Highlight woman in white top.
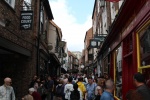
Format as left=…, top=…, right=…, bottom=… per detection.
left=64, top=77, right=74, bottom=100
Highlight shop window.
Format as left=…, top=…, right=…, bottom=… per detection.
left=103, top=57, right=108, bottom=73
left=137, top=24, right=150, bottom=86
left=139, top=25, right=150, bottom=66
left=114, top=45, right=122, bottom=99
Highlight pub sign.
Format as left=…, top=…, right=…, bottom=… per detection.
left=89, top=39, right=100, bottom=48
left=20, top=11, right=33, bottom=30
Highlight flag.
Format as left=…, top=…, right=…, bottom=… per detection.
left=105, top=0, right=120, bottom=2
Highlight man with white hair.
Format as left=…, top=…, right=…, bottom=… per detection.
left=0, top=77, right=16, bottom=100
left=100, top=79, right=114, bottom=100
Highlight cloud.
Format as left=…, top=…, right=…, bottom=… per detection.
left=49, top=0, right=92, bottom=51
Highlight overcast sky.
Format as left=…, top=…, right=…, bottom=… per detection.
left=49, top=0, right=95, bottom=52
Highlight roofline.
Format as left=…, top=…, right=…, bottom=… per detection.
left=50, top=20, right=62, bottom=39
left=92, top=0, right=97, bottom=19
left=43, top=0, right=54, bottom=20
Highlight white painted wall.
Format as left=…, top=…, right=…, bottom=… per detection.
left=47, top=22, right=57, bottom=53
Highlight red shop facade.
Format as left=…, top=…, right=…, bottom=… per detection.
left=97, top=0, right=150, bottom=100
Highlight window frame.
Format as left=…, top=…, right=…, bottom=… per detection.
left=137, top=21, right=150, bottom=72
left=113, top=45, right=123, bottom=100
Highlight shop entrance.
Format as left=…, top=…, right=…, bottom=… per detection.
left=0, top=48, right=28, bottom=84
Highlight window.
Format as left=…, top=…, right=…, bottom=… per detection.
left=138, top=24, right=150, bottom=85
left=100, top=0, right=105, bottom=7
left=103, top=57, right=108, bottom=73
left=5, top=0, right=15, bottom=8
left=40, top=3, right=44, bottom=33
left=139, top=25, right=150, bottom=66
left=114, top=45, right=122, bottom=99
left=23, top=0, right=31, bottom=10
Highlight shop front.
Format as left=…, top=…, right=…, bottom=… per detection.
left=49, top=53, right=61, bottom=77
left=97, top=0, right=150, bottom=100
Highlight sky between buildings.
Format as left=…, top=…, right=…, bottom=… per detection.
left=49, top=0, right=95, bottom=52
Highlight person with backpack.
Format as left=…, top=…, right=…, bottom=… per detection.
left=64, top=77, right=74, bottom=100
left=55, top=79, right=64, bottom=100
left=70, top=83, right=82, bottom=100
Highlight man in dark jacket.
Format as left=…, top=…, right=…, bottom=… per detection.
left=133, top=72, right=150, bottom=100
left=46, top=76, right=54, bottom=100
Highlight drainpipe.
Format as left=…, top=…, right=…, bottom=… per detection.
left=36, top=0, right=42, bottom=76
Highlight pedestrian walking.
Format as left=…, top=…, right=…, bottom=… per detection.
left=100, top=79, right=114, bottom=100
left=94, top=80, right=103, bottom=100
left=0, top=77, right=16, bottom=100
left=46, top=76, right=54, bottom=100
left=85, top=77, right=97, bottom=100
left=133, top=72, right=150, bottom=100
left=70, top=83, right=82, bottom=100
left=29, top=75, right=37, bottom=88
left=64, top=77, right=73, bottom=100
left=29, top=88, right=42, bottom=100
left=77, top=77, right=86, bottom=100
left=22, top=88, right=34, bottom=100
left=55, top=79, right=64, bottom=100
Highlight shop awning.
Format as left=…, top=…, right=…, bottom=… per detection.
left=49, top=53, right=61, bottom=66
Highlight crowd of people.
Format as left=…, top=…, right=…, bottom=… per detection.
left=0, top=72, right=150, bottom=100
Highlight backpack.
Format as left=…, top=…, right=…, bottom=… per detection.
left=56, top=85, right=63, bottom=97
left=70, top=90, right=80, bottom=100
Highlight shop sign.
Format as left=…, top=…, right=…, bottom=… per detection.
left=94, top=34, right=107, bottom=42
left=90, top=39, right=100, bottom=48
left=20, top=11, right=33, bottom=30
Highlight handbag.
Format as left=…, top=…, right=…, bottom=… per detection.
left=93, top=95, right=100, bottom=100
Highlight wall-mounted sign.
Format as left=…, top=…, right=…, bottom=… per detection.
left=89, top=39, right=100, bottom=48
left=94, top=34, right=107, bottom=42
left=58, top=41, right=66, bottom=47
left=20, top=11, right=33, bottom=30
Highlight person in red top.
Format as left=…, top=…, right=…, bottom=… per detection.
left=29, top=88, right=42, bottom=100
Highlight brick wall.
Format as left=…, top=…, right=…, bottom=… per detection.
left=0, top=0, right=39, bottom=99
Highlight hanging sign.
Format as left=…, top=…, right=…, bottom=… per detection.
left=20, top=11, right=33, bottom=30
left=90, top=39, right=100, bottom=48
